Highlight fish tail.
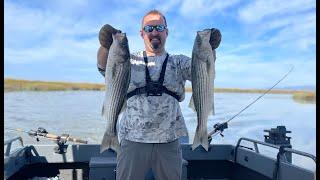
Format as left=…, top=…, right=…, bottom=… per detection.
left=192, top=127, right=209, bottom=151
left=100, top=132, right=120, bottom=153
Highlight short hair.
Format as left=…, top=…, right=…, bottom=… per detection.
left=141, top=9, right=167, bottom=28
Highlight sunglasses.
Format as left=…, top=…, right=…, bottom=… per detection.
left=143, top=25, right=166, bottom=33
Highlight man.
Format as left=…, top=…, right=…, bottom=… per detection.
left=97, top=10, right=221, bottom=180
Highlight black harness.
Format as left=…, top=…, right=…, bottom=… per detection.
left=127, top=51, right=180, bottom=101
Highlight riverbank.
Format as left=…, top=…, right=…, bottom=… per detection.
left=4, top=78, right=316, bottom=103
left=4, top=78, right=104, bottom=91
left=292, top=91, right=316, bottom=104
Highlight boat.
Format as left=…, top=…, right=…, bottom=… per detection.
left=4, top=126, right=316, bottom=180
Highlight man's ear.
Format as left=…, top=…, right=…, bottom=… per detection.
left=166, top=29, right=169, bottom=36
left=140, top=30, right=144, bottom=38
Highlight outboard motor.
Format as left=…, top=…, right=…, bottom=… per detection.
left=264, top=126, right=292, bottom=163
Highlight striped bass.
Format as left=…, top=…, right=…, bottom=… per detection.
left=190, top=29, right=216, bottom=151
left=100, top=33, right=131, bottom=153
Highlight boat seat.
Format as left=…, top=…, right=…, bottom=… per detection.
left=89, top=157, right=117, bottom=179
left=89, top=156, right=188, bottom=180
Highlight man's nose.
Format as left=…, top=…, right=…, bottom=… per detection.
left=151, top=29, right=159, bottom=35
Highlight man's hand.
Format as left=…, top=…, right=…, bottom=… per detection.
left=209, top=28, right=221, bottom=50
left=99, top=24, right=122, bottom=49
left=97, top=24, right=121, bottom=77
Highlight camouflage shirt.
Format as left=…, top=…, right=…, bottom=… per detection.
left=99, top=51, right=192, bottom=143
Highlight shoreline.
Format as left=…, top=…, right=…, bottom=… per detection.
left=4, top=78, right=316, bottom=103
left=4, top=78, right=314, bottom=93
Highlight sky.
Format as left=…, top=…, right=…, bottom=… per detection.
left=4, top=0, right=316, bottom=89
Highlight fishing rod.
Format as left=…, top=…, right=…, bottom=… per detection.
left=5, top=127, right=88, bottom=145
left=208, top=66, right=294, bottom=143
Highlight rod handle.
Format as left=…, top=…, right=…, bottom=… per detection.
left=67, top=137, right=88, bottom=144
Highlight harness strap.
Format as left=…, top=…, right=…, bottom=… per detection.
left=127, top=51, right=180, bottom=101
left=143, top=51, right=152, bottom=83
left=158, top=53, right=168, bottom=84
left=127, top=86, right=180, bottom=101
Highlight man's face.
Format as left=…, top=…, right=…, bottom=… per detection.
left=140, top=14, right=168, bottom=54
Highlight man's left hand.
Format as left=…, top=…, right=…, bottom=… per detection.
left=99, top=24, right=122, bottom=49
left=209, top=28, right=221, bottom=50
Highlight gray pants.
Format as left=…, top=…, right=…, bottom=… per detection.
left=116, top=139, right=182, bottom=180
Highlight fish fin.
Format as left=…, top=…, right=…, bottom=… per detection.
left=100, top=132, right=120, bottom=154
left=188, top=94, right=196, bottom=112
left=192, top=128, right=209, bottom=151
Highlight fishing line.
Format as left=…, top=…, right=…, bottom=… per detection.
left=208, top=65, right=294, bottom=139
left=226, top=66, right=294, bottom=124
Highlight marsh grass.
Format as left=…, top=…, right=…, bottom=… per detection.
left=4, top=78, right=105, bottom=91
left=4, top=78, right=316, bottom=104
left=292, top=91, right=316, bottom=104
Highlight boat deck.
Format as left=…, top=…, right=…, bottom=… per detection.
left=4, top=136, right=316, bottom=180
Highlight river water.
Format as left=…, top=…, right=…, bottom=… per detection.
left=4, top=91, right=316, bottom=170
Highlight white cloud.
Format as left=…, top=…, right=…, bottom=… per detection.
left=179, top=0, right=241, bottom=18
left=157, top=0, right=182, bottom=13
left=4, top=1, right=99, bottom=46
left=4, top=37, right=99, bottom=64
left=4, top=0, right=176, bottom=64
left=214, top=50, right=316, bottom=88
left=233, top=1, right=316, bottom=53
left=4, top=1, right=316, bottom=88
left=4, top=2, right=56, bottom=45
left=265, top=15, right=316, bottom=50
left=238, top=0, right=315, bottom=23
left=257, top=12, right=315, bottom=34
left=4, top=1, right=102, bottom=65
left=4, top=47, right=58, bottom=63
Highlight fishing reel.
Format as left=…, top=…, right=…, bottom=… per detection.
left=207, top=66, right=294, bottom=144
left=6, top=126, right=87, bottom=153
left=208, top=122, right=228, bottom=144
left=213, top=122, right=228, bottom=137
left=54, top=134, right=70, bottom=154
left=26, top=127, right=87, bottom=154
left=27, top=127, right=48, bottom=142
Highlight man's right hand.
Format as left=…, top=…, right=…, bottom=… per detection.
left=97, top=24, right=121, bottom=77
left=99, top=24, right=122, bottom=49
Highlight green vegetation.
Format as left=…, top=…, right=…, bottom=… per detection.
left=4, top=78, right=316, bottom=104
left=292, top=91, right=316, bottom=104
left=4, top=78, right=105, bottom=91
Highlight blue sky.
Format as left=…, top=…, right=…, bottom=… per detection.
left=4, top=0, right=316, bottom=89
